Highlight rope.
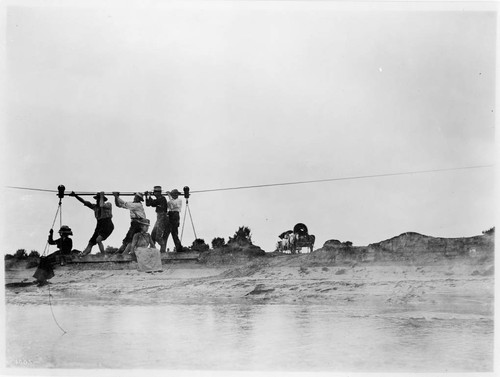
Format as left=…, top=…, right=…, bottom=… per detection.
left=59, top=200, right=63, bottom=229
left=43, top=202, right=62, bottom=256
left=40, top=200, right=67, bottom=334
left=47, top=284, right=67, bottom=334
left=187, top=204, right=197, bottom=240
left=180, top=203, right=188, bottom=242
left=180, top=201, right=197, bottom=242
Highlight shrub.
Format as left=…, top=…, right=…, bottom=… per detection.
left=191, top=238, right=209, bottom=252
left=482, top=227, right=495, bottom=235
left=228, top=226, right=252, bottom=245
left=105, top=245, right=119, bottom=254
left=14, top=249, right=27, bottom=259
left=28, top=250, right=40, bottom=258
left=211, top=237, right=226, bottom=249
left=4, top=254, right=14, bottom=260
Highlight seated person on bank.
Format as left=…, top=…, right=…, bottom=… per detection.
left=33, top=225, right=73, bottom=286
left=130, top=218, right=162, bottom=273
left=130, top=219, right=155, bottom=254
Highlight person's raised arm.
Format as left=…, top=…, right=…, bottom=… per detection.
left=47, top=229, right=56, bottom=245
left=69, top=191, right=84, bottom=204
left=145, top=192, right=157, bottom=207
left=69, top=191, right=92, bottom=208
left=113, top=192, right=121, bottom=207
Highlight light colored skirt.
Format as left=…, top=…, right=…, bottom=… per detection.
left=135, top=247, right=163, bottom=272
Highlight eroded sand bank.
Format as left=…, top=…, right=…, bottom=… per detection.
left=5, top=257, right=494, bottom=320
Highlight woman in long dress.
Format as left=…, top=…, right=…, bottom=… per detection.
left=130, top=219, right=162, bottom=272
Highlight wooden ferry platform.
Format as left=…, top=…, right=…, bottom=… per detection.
left=66, top=251, right=201, bottom=264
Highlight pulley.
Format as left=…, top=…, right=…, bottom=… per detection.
left=57, top=185, right=65, bottom=199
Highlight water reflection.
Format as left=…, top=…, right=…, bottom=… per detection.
left=6, top=304, right=493, bottom=371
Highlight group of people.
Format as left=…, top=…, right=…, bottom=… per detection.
left=70, top=185, right=184, bottom=256
left=33, top=185, right=184, bottom=285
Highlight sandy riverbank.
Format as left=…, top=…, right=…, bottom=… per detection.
left=4, top=255, right=494, bottom=320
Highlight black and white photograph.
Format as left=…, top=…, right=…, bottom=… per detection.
left=1, top=0, right=496, bottom=375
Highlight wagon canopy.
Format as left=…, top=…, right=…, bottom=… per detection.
left=293, top=223, right=309, bottom=236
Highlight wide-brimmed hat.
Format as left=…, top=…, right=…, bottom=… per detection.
left=134, top=192, right=144, bottom=201
left=59, top=225, right=73, bottom=235
left=170, top=189, right=180, bottom=198
left=153, top=186, right=162, bottom=193
left=93, top=192, right=108, bottom=201
left=137, top=218, right=150, bottom=226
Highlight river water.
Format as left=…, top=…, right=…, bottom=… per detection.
left=5, top=303, right=493, bottom=372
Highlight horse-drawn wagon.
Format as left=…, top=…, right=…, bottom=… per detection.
left=276, top=223, right=315, bottom=254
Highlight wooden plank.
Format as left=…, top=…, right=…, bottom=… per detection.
left=163, top=252, right=200, bottom=261
left=67, top=252, right=201, bottom=264
left=68, top=259, right=132, bottom=264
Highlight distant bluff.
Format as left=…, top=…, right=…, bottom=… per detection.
left=368, top=231, right=494, bottom=260
left=318, top=230, right=494, bottom=262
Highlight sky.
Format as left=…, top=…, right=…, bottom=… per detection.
left=0, top=1, right=497, bottom=255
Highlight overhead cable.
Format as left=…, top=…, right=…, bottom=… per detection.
left=189, top=164, right=494, bottom=194
left=5, top=164, right=493, bottom=196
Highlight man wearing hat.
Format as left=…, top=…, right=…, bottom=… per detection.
left=165, top=188, right=184, bottom=253
left=113, top=192, right=147, bottom=254
left=145, top=186, right=168, bottom=253
left=33, top=225, right=74, bottom=285
left=48, top=225, right=73, bottom=258
left=69, top=191, right=114, bottom=256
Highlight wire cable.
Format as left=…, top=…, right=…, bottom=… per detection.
left=189, top=164, right=494, bottom=194
left=5, top=164, right=494, bottom=195
left=6, top=186, right=57, bottom=193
